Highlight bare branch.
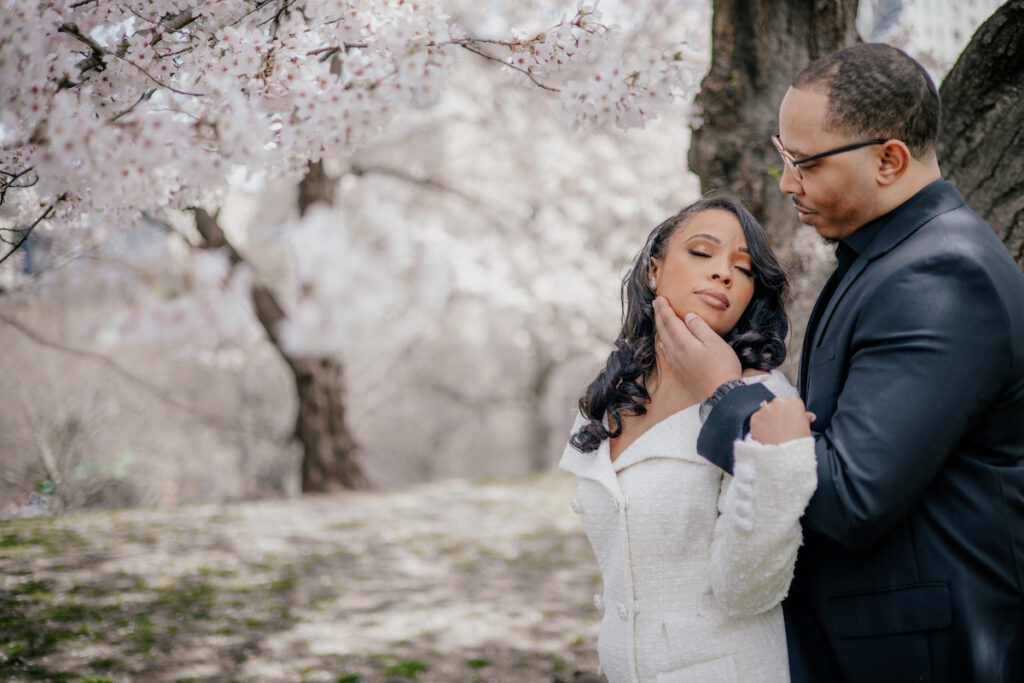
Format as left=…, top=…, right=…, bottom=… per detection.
left=229, top=0, right=279, bottom=28
left=0, top=198, right=63, bottom=267
left=306, top=39, right=559, bottom=93
left=349, top=164, right=485, bottom=209
left=0, top=166, right=39, bottom=206
left=0, top=312, right=279, bottom=439
left=57, top=21, right=204, bottom=96
left=117, top=54, right=205, bottom=97
left=119, top=4, right=197, bottom=37
left=457, top=42, right=559, bottom=92
left=109, top=88, right=158, bottom=123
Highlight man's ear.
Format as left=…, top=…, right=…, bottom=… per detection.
left=876, top=139, right=911, bottom=186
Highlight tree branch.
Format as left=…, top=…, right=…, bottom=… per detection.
left=0, top=166, right=39, bottom=207
left=57, top=21, right=204, bottom=96
left=0, top=198, right=63, bottom=267
left=0, top=312, right=279, bottom=439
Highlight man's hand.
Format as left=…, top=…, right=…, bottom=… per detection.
left=750, top=397, right=815, bottom=445
left=653, top=296, right=741, bottom=399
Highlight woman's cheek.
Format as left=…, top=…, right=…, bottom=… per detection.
left=661, top=293, right=694, bottom=321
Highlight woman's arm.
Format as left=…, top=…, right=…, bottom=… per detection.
left=708, top=435, right=817, bottom=616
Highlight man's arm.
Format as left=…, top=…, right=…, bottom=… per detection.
left=799, top=254, right=1010, bottom=548
left=697, top=383, right=775, bottom=474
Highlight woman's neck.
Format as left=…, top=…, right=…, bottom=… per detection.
left=646, top=353, right=699, bottom=411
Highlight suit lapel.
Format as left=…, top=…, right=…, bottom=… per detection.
left=800, top=180, right=967, bottom=386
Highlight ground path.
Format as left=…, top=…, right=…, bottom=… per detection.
left=0, top=472, right=604, bottom=682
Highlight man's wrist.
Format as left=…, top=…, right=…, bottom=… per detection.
left=699, top=379, right=744, bottom=424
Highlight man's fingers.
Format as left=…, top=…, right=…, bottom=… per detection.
left=682, top=311, right=719, bottom=344
left=653, top=297, right=698, bottom=351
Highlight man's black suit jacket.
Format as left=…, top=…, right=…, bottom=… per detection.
left=698, top=180, right=1024, bottom=682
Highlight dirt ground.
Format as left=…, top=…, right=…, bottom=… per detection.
left=0, top=472, right=606, bottom=682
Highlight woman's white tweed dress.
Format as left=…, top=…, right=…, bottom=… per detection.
left=559, top=370, right=816, bottom=683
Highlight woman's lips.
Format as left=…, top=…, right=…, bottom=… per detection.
left=696, top=289, right=729, bottom=310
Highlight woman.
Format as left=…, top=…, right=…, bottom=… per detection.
left=559, top=197, right=816, bottom=683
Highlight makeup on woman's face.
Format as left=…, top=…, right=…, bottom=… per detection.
left=649, top=210, right=755, bottom=335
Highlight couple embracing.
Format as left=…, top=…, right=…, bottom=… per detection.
left=560, top=44, right=1024, bottom=683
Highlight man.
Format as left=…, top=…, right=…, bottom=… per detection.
left=654, top=43, right=1024, bottom=682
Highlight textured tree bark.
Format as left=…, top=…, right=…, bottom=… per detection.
left=192, top=160, right=368, bottom=492
left=690, top=0, right=860, bottom=245
left=291, top=161, right=368, bottom=491
left=937, top=0, right=1024, bottom=269
left=688, top=0, right=861, bottom=376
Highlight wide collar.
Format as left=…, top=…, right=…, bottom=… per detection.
left=559, top=407, right=705, bottom=500
left=806, top=179, right=965, bottom=352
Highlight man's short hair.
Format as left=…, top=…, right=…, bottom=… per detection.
left=792, top=43, right=939, bottom=159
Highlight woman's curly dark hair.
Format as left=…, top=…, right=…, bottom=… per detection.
left=569, top=196, right=789, bottom=453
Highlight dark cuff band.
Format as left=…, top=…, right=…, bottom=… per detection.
left=695, top=383, right=776, bottom=475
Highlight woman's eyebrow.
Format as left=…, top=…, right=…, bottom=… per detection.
left=685, top=233, right=750, bottom=254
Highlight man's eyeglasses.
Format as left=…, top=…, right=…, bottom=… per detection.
left=771, top=134, right=886, bottom=182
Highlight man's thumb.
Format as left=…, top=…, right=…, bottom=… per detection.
left=683, top=312, right=716, bottom=341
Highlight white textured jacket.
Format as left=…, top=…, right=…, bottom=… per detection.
left=559, top=370, right=816, bottom=683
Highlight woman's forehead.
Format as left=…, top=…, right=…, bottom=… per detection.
left=672, top=210, right=747, bottom=247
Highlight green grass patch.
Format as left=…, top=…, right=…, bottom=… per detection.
left=0, top=526, right=88, bottom=554
left=382, top=659, right=428, bottom=678
left=43, top=602, right=120, bottom=623
left=149, top=579, right=216, bottom=620
left=126, top=614, right=157, bottom=655
left=268, top=576, right=297, bottom=593
left=466, top=657, right=490, bottom=668
left=90, top=657, right=128, bottom=671
left=10, top=579, right=55, bottom=596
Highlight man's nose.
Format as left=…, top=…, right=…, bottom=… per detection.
left=779, top=162, right=802, bottom=194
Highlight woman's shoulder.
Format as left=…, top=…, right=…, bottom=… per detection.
left=741, top=368, right=797, bottom=398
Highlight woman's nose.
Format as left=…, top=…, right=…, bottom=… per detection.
left=711, top=271, right=732, bottom=287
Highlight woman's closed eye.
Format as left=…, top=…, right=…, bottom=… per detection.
left=689, top=249, right=753, bottom=277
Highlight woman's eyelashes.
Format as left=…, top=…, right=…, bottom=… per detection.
left=687, top=249, right=754, bottom=277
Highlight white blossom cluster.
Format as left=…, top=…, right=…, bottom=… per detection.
left=1, top=1, right=699, bottom=226
left=1, top=0, right=704, bottom=355
left=503, top=5, right=706, bottom=130
left=1, top=0, right=459, bottom=227
left=98, top=248, right=257, bottom=350
left=278, top=202, right=450, bottom=358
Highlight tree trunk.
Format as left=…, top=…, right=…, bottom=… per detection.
left=688, top=0, right=860, bottom=374
left=937, top=0, right=1024, bottom=269
left=528, top=356, right=556, bottom=471
left=291, top=161, right=367, bottom=491
left=192, top=161, right=368, bottom=492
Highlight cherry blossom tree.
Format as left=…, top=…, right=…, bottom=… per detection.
left=1, top=0, right=710, bottom=493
